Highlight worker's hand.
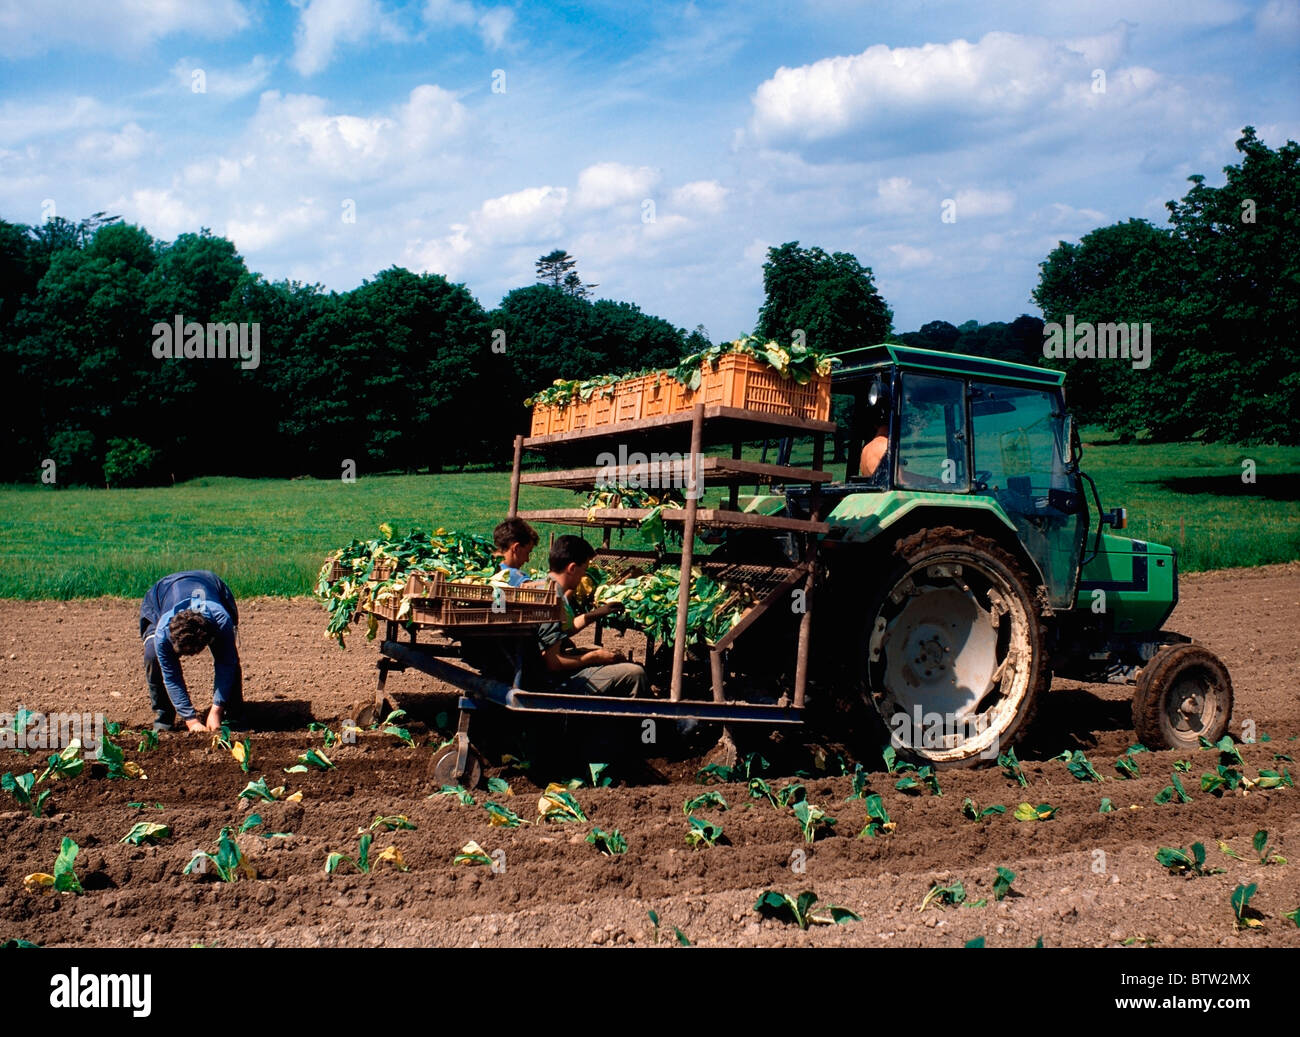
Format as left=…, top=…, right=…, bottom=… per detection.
left=205, top=706, right=224, bottom=731
left=184, top=718, right=208, bottom=733
left=594, top=602, right=624, bottom=618
left=585, top=648, right=624, bottom=666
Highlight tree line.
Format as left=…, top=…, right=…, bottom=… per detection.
left=1, top=126, right=1293, bottom=485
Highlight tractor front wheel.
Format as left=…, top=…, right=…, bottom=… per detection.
left=1132, top=643, right=1233, bottom=751
left=861, top=526, right=1049, bottom=769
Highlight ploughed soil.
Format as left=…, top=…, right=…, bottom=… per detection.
left=1, top=564, right=1298, bottom=948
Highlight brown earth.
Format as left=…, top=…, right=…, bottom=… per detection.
left=1, top=564, right=1298, bottom=948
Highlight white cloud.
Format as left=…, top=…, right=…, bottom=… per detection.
left=227, top=202, right=323, bottom=252
left=246, top=85, right=468, bottom=179
left=887, top=243, right=936, bottom=270
left=75, top=122, right=150, bottom=163
left=0, top=96, right=130, bottom=144
left=290, top=0, right=405, bottom=76
left=473, top=185, right=569, bottom=244
left=0, top=0, right=251, bottom=58
left=875, top=176, right=928, bottom=215
left=111, top=188, right=199, bottom=240
left=953, top=188, right=1015, bottom=217
left=169, top=56, right=274, bottom=99
left=669, top=179, right=728, bottom=212
left=423, top=0, right=514, bottom=50
left=575, top=162, right=661, bottom=209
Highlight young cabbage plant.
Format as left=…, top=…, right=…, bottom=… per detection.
left=993, top=867, right=1016, bottom=902
left=368, top=814, right=417, bottom=832
left=432, top=784, right=476, bottom=806
left=2, top=772, right=50, bottom=817
left=325, top=833, right=409, bottom=874
left=485, top=801, right=525, bottom=828
left=685, top=815, right=723, bottom=848
left=536, top=784, right=587, bottom=823
left=792, top=799, right=836, bottom=845
left=919, top=881, right=967, bottom=911
left=683, top=791, right=728, bottom=815
left=185, top=829, right=256, bottom=882
left=36, top=740, right=84, bottom=783
left=1013, top=803, right=1057, bottom=822
left=858, top=794, right=895, bottom=838
left=453, top=840, right=492, bottom=866
left=1055, top=749, right=1101, bottom=783
left=1231, top=883, right=1262, bottom=930
left=754, top=890, right=860, bottom=930
left=585, top=827, right=627, bottom=855
left=961, top=797, right=1006, bottom=821
left=121, top=822, right=171, bottom=846
left=1155, top=843, right=1224, bottom=877
left=23, top=837, right=83, bottom=895
left=998, top=748, right=1030, bottom=787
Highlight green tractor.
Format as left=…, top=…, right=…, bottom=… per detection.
left=750, top=344, right=1234, bottom=768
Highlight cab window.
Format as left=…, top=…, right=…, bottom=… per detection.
left=895, top=373, right=968, bottom=492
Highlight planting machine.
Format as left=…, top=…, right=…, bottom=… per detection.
left=358, top=345, right=1233, bottom=784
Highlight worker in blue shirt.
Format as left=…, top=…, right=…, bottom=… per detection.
left=140, top=571, right=244, bottom=732
left=493, top=517, right=543, bottom=587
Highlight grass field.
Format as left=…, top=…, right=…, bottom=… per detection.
left=0, top=436, right=1295, bottom=599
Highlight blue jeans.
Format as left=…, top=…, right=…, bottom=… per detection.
left=143, top=626, right=243, bottom=726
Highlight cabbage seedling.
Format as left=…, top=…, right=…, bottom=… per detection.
left=755, top=890, right=860, bottom=929
left=792, top=799, right=836, bottom=844
left=239, top=778, right=279, bottom=802
left=186, top=828, right=256, bottom=882
left=285, top=748, right=334, bottom=772
left=2, top=772, right=50, bottom=817
left=1284, top=907, right=1298, bottom=928
left=485, top=801, right=524, bottom=827
left=586, top=827, right=627, bottom=855
left=859, top=794, right=894, bottom=838
left=121, top=822, right=171, bottom=846
left=685, top=816, right=723, bottom=848
left=433, top=784, right=475, bottom=805
left=1099, top=798, right=1114, bottom=813
left=486, top=777, right=512, bottom=796
left=588, top=763, right=612, bottom=788
left=748, top=776, right=779, bottom=807
left=36, top=740, right=84, bottom=783
left=993, top=867, right=1016, bottom=901
left=1251, top=830, right=1286, bottom=865
left=1154, top=772, right=1193, bottom=804
left=1231, top=883, right=1262, bottom=930
left=453, top=841, right=492, bottom=866
left=1200, top=764, right=1244, bottom=796
left=135, top=729, right=159, bottom=753
left=919, top=881, right=966, bottom=911
left=961, top=798, right=1006, bottom=820
left=683, top=791, right=728, bottom=815
left=23, top=837, right=83, bottom=895
left=95, top=736, right=145, bottom=780
left=536, top=784, right=586, bottom=823
left=846, top=763, right=869, bottom=801
left=369, top=814, right=417, bottom=832
left=1246, top=768, right=1294, bottom=790
left=325, top=833, right=408, bottom=874
left=1114, top=754, right=1140, bottom=779
left=998, top=748, right=1030, bottom=787
left=1055, top=750, right=1101, bottom=783
left=231, top=738, right=252, bottom=773
left=1155, top=843, right=1222, bottom=877
left=1013, top=803, right=1057, bottom=821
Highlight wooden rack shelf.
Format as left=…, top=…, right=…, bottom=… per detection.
left=519, top=507, right=827, bottom=535
left=508, top=400, right=826, bottom=708
left=519, top=456, right=831, bottom=490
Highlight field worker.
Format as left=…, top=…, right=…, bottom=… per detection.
left=536, top=535, right=647, bottom=697
left=859, top=403, right=890, bottom=478
left=140, top=570, right=244, bottom=733
left=492, top=517, right=542, bottom=587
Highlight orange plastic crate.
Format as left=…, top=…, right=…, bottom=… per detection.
left=677, top=353, right=830, bottom=420
left=641, top=374, right=673, bottom=418
left=612, top=375, right=646, bottom=423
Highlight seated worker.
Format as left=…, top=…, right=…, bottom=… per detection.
left=493, top=517, right=542, bottom=587
left=535, top=535, right=648, bottom=697
left=859, top=404, right=890, bottom=478
left=140, top=570, right=243, bottom=732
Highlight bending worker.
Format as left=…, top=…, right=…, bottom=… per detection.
left=140, top=570, right=244, bottom=732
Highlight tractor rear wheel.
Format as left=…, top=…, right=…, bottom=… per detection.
left=1132, top=643, right=1233, bottom=751
left=861, top=526, right=1049, bottom=769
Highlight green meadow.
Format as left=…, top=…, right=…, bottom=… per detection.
left=0, top=435, right=1295, bottom=599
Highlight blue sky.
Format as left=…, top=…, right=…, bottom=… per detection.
left=1, top=0, right=1296, bottom=337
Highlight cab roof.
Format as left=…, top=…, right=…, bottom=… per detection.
left=831, top=343, right=1066, bottom=389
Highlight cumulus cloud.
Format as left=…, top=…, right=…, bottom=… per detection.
left=669, top=179, right=728, bottom=212
left=952, top=188, right=1016, bottom=218
left=575, top=162, right=661, bottom=209
left=423, top=0, right=515, bottom=50
left=0, top=0, right=250, bottom=58
left=290, top=0, right=405, bottom=76
left=110, top=187, right=199, bottom=240
left=746, top=27, right=1185, bottom=157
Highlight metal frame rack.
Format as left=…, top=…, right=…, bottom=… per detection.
left=363, top=402, right=833, bottom=784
